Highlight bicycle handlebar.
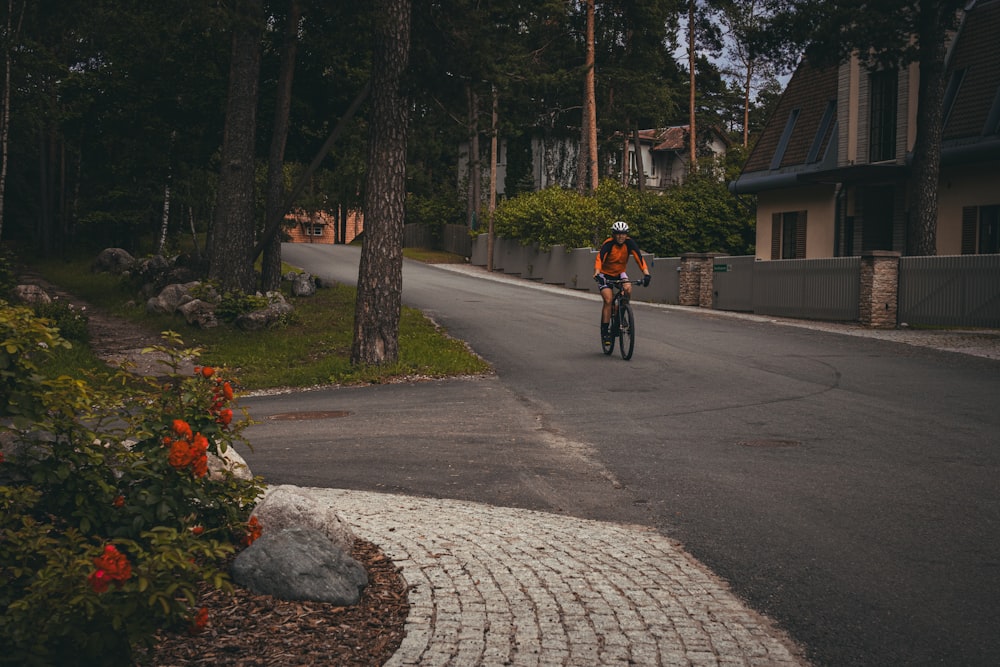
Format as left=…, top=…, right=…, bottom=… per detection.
left=595, top=276, right=647, bottom=287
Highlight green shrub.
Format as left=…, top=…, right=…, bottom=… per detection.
left=215, top=291, right=270, bottom=322
left=0, top=301, right=73, bottom=420
left=493, top=186, right=608, bottom=250
left=0, top=327, right=265, bottom=665
left=492, top=178, right=754, bottom=257
left=31, top=299, right=90, bottom=342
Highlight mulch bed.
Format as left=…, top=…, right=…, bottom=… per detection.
left=144, top=539, right=409, bottom=666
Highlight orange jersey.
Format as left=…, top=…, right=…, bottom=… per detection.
left=595, top=237, right=648, bottom=276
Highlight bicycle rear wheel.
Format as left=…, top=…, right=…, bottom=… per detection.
left=601, top=314, right=615, bottom=355
left=618, top=304, right=634, bottom=360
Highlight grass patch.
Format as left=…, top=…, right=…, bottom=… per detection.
left=27, top=255, right=491, bottom=391
left=402, top=248, right=467, bottom=264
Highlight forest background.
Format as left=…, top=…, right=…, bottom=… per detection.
left=0, top=0, right=785, bottom=275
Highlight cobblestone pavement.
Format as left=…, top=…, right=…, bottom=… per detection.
left=303, top=488, right=808, bottom=667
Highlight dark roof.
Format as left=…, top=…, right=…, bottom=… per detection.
left=741, top=63, right=838, bottom=174
left=733, top=0, right=1000, bottom=194
left=942, top=0, right=1000, bottom=142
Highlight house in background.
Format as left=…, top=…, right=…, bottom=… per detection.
left=730, top=0, right=1000, bottom=260
left=458, top=125, right=729, bottom=198
left=622, top=125, right=731, bottom=189
left=284, top=209, right=363, bottom=245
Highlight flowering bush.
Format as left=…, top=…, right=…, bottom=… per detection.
left=0, top=325, right=265, bottom=665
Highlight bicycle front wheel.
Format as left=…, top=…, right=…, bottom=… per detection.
left=601, top=314, right=615, bottom=355
left=618, top=304, right=635, bottom=360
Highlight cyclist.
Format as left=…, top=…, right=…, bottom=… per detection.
left=594, top=220, right=651, bottom=345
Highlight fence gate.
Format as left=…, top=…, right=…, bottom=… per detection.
left=899, top=254, right=1000, bottom=328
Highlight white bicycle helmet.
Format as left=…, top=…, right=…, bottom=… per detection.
left=611, top=220, right=629, bottom=233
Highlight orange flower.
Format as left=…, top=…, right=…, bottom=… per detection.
left=113, top=495, right=125, bottom=508
left=242, top=516, right=263, bottom=547
left=168, top=439, right=192, bottom=468
left=201, top=366, right=215, bottom=378
left=221, top=381, right=234, bottom=401
left=189, top=607, right=209, bottom=635
left=217, top=408, right=233, bottom=426
left=171, top=419, right=192, bottom=439
left=90, top=544, right=132, bottom=593
left=192, top=454, right=208, bottom=478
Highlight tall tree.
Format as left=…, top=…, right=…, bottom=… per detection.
left=351, top=0, right=411, bottom=366
left=714, top=0, right=778, bottom=147
left=261, top=0, right=301, bottom=293
left=209, top=0, right=264, bottom=294
left=0, top=0, right=24, bottom=242
left=578, top=0, right=598, bottom=192
left=760, top=0, right=967, bottom=256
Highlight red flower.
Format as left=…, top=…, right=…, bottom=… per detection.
left=221, top=381, right=234, bottom=401
left=241, top=516, right=263, bottom=547
left=90, top=544, right=132, bottom=593
left=88, top=569, right=110, bottom=594
left=189, top=607, right=209, bottom=635
left=217, top=408, right=233, bottom=426
left=0, top=452, right=5, bottom=464
left=168, top=439, right=193, bottom=468
left=113, top=495, right=125, bottom=508
left=201, top=366, right=215, bottom=379
left=171, top=419, right=192, bottom=439
left=191, top=525, right=205, bottom=536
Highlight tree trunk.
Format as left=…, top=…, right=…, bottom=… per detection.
left=262, top=0, right=301, bottom=292
left=209, top=0, right=263, bottom=294
left=632, top=128, right=646, bottom=192
left=743, top=60, right=752, bottom=148
left=351, top=0, right=411, bottom=366
left=906, top=3, right=947, bottom=256
left=466, top=84, right=480, bottom=230
left=578, top=0, right=597, bottom=193
left=487, top=86, right=497, bottom=272
left=688, top=0, right=697, bottom=173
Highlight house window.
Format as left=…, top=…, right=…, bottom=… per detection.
left=963, top=205, right=1000, bottom=254
left=941, top=68, right=965, bottom=128
left=304, top=224, right=324, bottom=236
left=770, top=211, right=807, bottom=259
left=769, top=109, right=800, bottom=170
left=869, top=69, right=898, bottom=162
left=807, top=100, right=837, bottom=163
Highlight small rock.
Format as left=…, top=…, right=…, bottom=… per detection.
left=12, top=284, right=51, bottom=305
left=231, top=527, right=368, bottom=604
left=253, top=485, right=356, bottom=552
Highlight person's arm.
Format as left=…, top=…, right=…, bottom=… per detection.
left=594, top=241, right=607, bottom=277
left=626, top=240, right=651, bottom=285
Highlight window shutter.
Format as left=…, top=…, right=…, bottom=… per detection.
left=961, top=206, right=978, bottom=254
left=771, top=213, right=781, bottom=259
left=795, top=211, right=808, bottom=258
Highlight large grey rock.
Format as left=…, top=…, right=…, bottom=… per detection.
left=208, top=445, right=253, bottom=481
left=231, top=527, right=368, bottom=604
left=93, top=248, right=135, bottom=274
left=253, top=485, right=355, bottom=552
left=145, top=281, right=200, bottom=314
left=235, top=294, right=294, bottom=331
left=12, top=284, right=51, bottom=305
left=291, top=273, right=316, bottom=297
left=177, top=298, right=218, bottom=328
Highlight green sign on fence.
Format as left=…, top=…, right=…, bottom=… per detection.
left=713, top=264, right=731, bottom=273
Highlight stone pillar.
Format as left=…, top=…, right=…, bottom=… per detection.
left=859, top=251, right=900, bottom=328
left=679, top=253, right=715, bottom=307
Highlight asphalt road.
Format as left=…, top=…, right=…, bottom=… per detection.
left=238, top=243, right=1000, bottom=667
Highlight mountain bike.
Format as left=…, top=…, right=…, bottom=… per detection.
left=599, top=278, right=642, bottom=360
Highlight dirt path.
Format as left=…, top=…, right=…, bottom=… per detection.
left=17, top=271, right=173, bottom=376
